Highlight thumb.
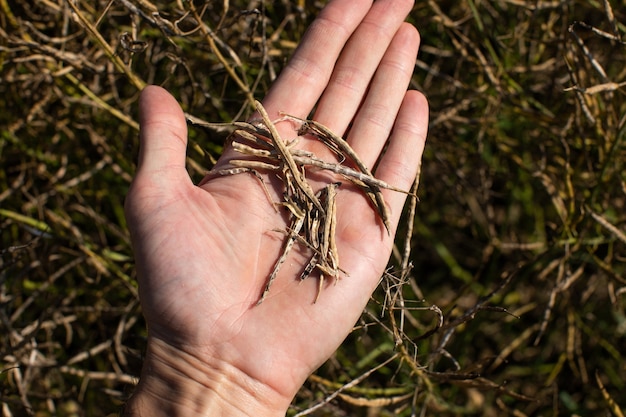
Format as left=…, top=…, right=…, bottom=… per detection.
left=135, top=85, right=190, bottom=185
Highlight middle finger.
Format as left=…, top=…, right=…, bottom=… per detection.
left=312, top=0, right=415, bottom=134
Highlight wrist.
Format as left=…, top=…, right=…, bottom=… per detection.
left=122, top=337, right=289, bottom=417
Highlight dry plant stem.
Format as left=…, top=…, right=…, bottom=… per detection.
left=258, top=207, right=306, bottom=304
left=231, top=129, right=276, bottom=151
left=595, top=370, right=626, bottom=417
left=210, top=166, right=277, bottom=210
left=328, top=191, right=339, bottom=274
left=186, top=1, right=255, bottom=107
left=254, top=101, right=324, bottom=212
left=64, top=72, right=139, bottom=131
left=66, top=0, right=145, bottom=90
left=325, top=183, right=340, bottom=274
left=300, top=252, right=320, bottom=281
left=315, top=183, right=339, bottom=303
left=307, top=201, right=321, bottom=249
left=231, top=140, right=274, bottom=158
left=394, top=174, right=421, bottom=336
left=229, top=159, right=279, bottom=172
left=186, top=114, right=273, bottom=141
left=294, top=354, right=400, bottom=417
left=320, top=185, right=334, bottom=264
left=291, top=154, right=411, bottom=194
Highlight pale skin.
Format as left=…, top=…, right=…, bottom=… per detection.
left=122, top=0, right=429, bottom=415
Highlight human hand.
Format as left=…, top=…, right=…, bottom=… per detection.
left=123, top=0, right=428, bottom=415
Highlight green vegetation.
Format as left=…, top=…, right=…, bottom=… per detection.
left=1, top=0, right=625, bottom=415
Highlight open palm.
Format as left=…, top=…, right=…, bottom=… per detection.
left=124, top=0, right=428, bottom=413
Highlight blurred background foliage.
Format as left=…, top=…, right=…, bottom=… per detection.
left=1, top=0, right=625, bottom=416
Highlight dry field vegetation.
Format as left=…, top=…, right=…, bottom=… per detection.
left=1, top=0, right=625, bottom=416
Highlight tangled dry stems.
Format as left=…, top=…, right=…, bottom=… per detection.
left=1, top=0, right=626, bottom=416
left=201, top=100, right=418, bottom=304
